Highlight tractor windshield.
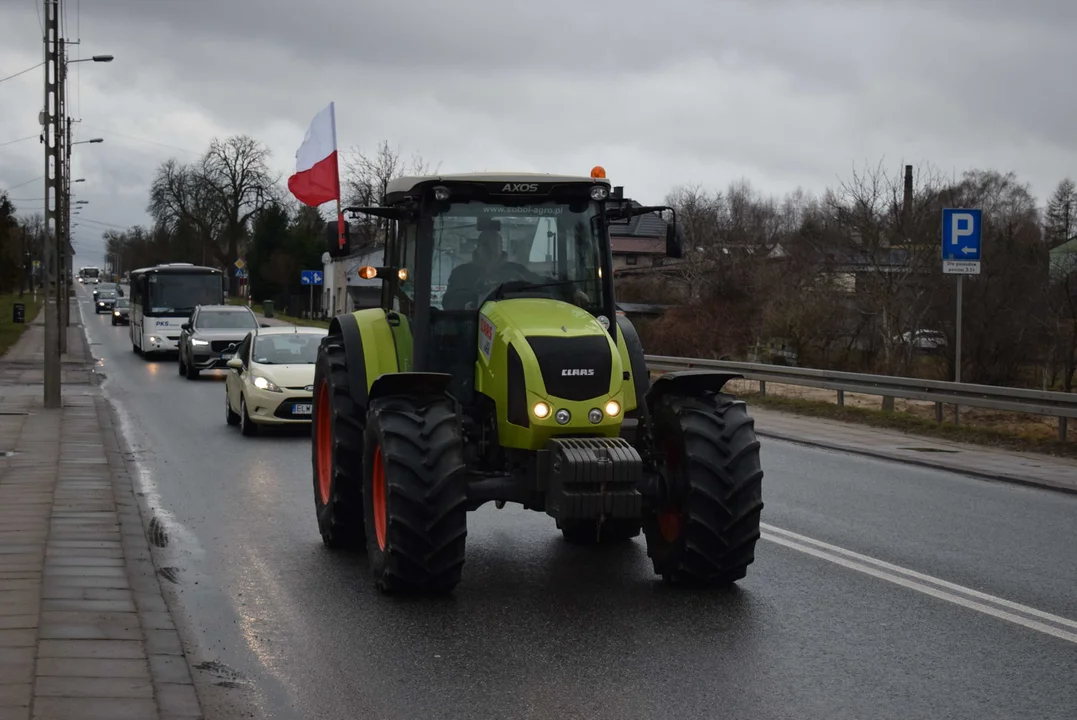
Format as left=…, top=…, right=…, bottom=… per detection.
left=426, top=201, right=604, bottom=313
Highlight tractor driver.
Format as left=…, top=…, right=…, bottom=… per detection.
left=443, top=229, right=541, bottom=310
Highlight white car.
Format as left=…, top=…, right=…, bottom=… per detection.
left=224, top=325, right=328, bottom=435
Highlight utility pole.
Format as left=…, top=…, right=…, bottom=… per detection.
left=57, top=38, right=70, bottom=351
left=42, top=0, right=63, bottom=408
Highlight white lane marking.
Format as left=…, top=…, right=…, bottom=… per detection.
left=760, top=523, right=1077, bottom=645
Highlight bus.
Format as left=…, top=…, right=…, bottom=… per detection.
left=128, top=263, right=225, bottom=356
left=78, top=267, right=101, bottom=284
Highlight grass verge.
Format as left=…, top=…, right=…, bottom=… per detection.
left=0, top=293, right=43, bottom=358
left=738, top=391, right=1077, bottom=460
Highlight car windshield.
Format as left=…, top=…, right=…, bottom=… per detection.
left=196, top=311, right=258, bottom=330
left=115, top=299, right=129, bottom=308
left=251, top=334, right=323, bottom=364
left=417, top=200, right=603, bottom=312
left=148, top=273, right=222, bottom=313
left=98, top=291, right=116, bottom=299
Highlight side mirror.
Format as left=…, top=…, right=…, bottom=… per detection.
left=181, top=323, right=191, bottom=331
left=665, top=223, right=683, bottom=259
left=226, top=358, right=243, bottom=369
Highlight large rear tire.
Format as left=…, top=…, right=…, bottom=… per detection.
left=363, top=396, right=468, bottom=593
left=311, top=338, right=366, bottom=549
left=643, top=392, right=764, bottom=586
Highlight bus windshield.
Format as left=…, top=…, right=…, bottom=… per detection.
left=147, top=274, right=222, bottom=314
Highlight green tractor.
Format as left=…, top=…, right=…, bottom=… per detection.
left=311, top=168, right=764, bottom=593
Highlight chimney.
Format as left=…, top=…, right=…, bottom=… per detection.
left=902, top=164, right=913, bottom=224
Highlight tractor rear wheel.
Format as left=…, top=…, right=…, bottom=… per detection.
left=363, top=396, right=468, bottom=593
left=311, top=338, right=366, bottom=549
left=643, top=392, right=764, bottom=586
left=559, top=519, right=641, bottom=545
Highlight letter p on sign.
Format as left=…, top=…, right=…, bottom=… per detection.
left=951, top=212, right=974, bottom=245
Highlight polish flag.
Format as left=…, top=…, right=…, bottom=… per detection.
left=288, top=102, right=340, bottom=208
left=287, top=102, right=346, bottom=247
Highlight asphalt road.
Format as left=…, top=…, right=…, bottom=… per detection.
left=77, top=286, right=1077, bottom=720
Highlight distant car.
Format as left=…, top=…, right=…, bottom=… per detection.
left=224, top=326, right=327, bottom=436
left=94, top=290, right=118, bottom=314
left=177, top=305, right=262, bottom=379
left=111, top=298, right=130, bottom=326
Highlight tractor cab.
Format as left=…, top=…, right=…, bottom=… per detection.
left=346, top=168, right=681, bottom=411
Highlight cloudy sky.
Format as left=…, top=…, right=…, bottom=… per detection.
left=1, top=0, right=1075, bottom=266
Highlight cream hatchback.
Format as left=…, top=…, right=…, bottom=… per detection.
left=224, top=325, right=328, bottom=435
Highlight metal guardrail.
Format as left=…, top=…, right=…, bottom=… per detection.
left=644, top=355, right=1077, bottom=441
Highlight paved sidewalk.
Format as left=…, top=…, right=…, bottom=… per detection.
left=0, top=307, right=203, bottom=719
left=751, top=406, right=1077, bottom=494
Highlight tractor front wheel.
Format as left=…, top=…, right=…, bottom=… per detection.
left=363, top=396, right=468, bottom=593
left=643, top=392, right=764, bottom=586
left=311, top=338, right=366, bottom=549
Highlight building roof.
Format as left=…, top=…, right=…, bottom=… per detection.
left=1050, top=237, right=1077, bottom=255
left=385, top=172, right=609, bottom=196
left=605, top=199, right=671, bottom=238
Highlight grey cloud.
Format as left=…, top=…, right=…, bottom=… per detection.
left=2, top=0, right=1077, bottom=265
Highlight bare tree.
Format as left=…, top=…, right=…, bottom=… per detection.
left=343, top=140, right=437, bottom=246
left=147, top=136, right=277, bottom=291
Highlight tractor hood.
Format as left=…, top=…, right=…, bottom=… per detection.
left=481, top=298, right=608, bottom=340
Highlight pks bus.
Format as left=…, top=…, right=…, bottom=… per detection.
left=128, top=263, right=225, bottom=356
left=78, top=267, right=101, bottom=284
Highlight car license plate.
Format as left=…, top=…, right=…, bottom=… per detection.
left=293, top=403, right=312, bottom=415
left=220, top=352, right=234, bottom=361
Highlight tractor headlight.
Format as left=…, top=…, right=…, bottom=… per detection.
left=554, top=408, right=571, bottom=425
left=590, top=185, right=609, bottom=200
left=588, top=408, right=603, bottom=424
left=433, top=185, right=451, bottom=201
left=604, top=400, right=621, bottom=417
left=532, top=402, right=550, bottom=419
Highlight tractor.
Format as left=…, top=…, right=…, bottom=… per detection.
left=311, top=167, right=764, bottom=593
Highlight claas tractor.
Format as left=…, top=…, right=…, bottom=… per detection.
left=311, top=167, right=764, bottom=593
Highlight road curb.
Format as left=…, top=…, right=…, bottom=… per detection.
left=755, top=429, right=1077, bottom=496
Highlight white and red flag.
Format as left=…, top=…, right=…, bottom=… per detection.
left=288, top=101, right=346, bottom=247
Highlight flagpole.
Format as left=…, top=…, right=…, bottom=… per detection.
left=328, top=101, right=346, bottom=251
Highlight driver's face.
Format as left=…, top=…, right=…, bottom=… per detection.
left=475, top=233, right=502, bottom=267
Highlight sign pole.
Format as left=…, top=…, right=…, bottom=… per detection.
left=941, top=207, right=980, bottom=426
left=309, top=283, right=314, bottom=319
left=955, top=275, right=963, bottom=384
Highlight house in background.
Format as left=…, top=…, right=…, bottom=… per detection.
left=607, top=200, right=672, bottom=272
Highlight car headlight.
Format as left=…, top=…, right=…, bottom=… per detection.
left=113, top=311, right=120, bottom=316
left=252, top=375, right=282, bottom=393
left=190, top=338, right=209, bottom=346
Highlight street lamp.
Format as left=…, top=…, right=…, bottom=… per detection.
left=73, top=178, right=85, bottom=183
left=76, top=200, right=89, bottom=205
left=68, top=55, right=114, bottom=64
left=71, top=138, right=103, bottom=146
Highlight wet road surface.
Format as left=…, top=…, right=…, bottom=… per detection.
left=78, top=287, right=1077, bottom=720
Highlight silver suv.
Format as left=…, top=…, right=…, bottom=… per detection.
left=177, top=305, right=263, bottom=380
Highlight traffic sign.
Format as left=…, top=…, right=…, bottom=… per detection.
left=942, top=208, right=982, bottom=275
left=301, top=270, right=323, bottom=285
left=235, top=258, right=246, bottom=270
left=235, top=267, right=247, bottom=277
